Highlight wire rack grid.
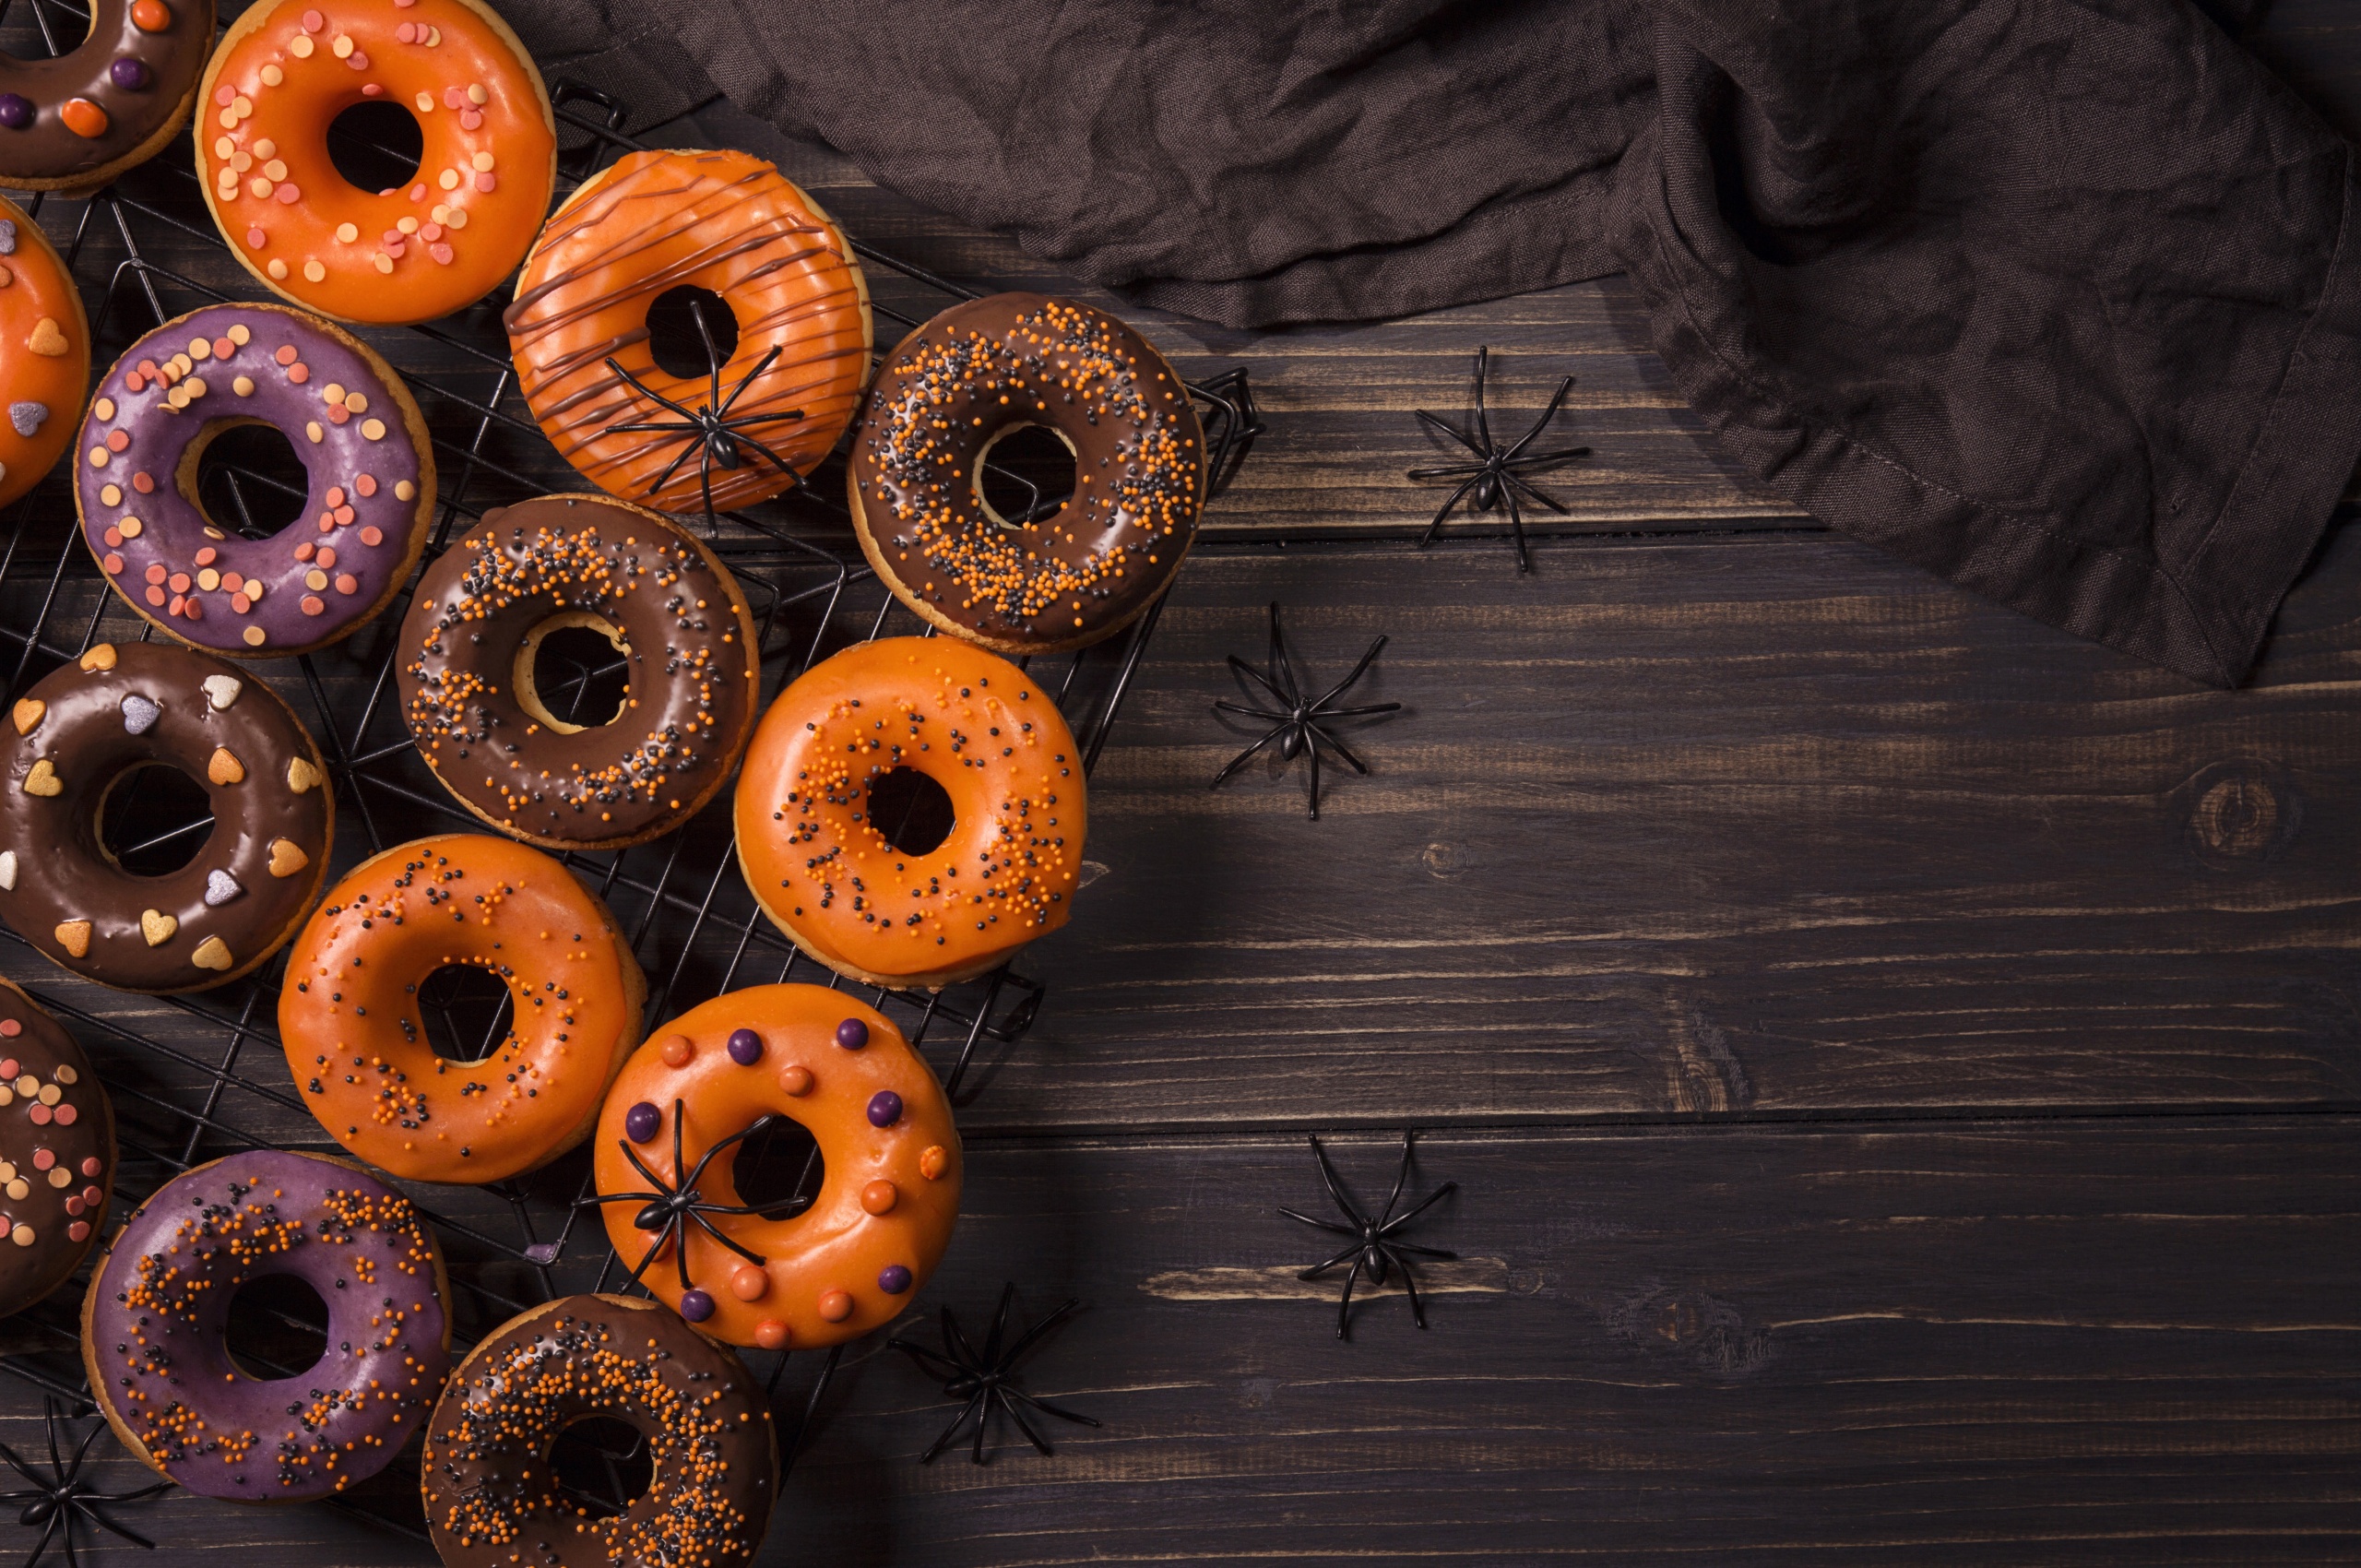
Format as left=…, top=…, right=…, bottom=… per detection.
left=0, top=8, right=1262, bottom=1541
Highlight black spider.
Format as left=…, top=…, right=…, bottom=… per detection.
left=578, top=1100, right=790, bottom=1301
left=604, top=299, right=806, bottom=519
left=888, top=1283, right=1099, bottom=1465
left=0, top=1396, right=171, bottom=1568
left=1280, top=1130, right=1457, bottom=1340
left=1407, top=345, right=1592, bottom=573
left=1210, top=601, right=1401, bottom=820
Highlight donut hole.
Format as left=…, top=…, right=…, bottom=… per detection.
left=516, top=613, right=632, bottom=733
left=549, top=1415, right=655, bottom=1518
left=975, top=422, right=1078, bottom=529
left=97, top=764, right=215, bottom=876
left=644, top=285, right=740, bottom=379
left=416, top=963, right=516, bottom=1063
left=325, top=100, right=426, bottom=196
left=730, top=1114, right=825, bottom=1220
left=221, top=1273, right=330, bottom=1381
left=866, top=766, right=955, bottom=857
left=188, top=421, right=311, bottom=537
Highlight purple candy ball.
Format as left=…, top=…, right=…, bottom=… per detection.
left=679, top=1289, right=716, bottom=1323
left=726, top=1028, right=763, bottom=1065
left=623, top=1100, right=661, bottom=1144
left=866, top=1090, right=903, bottom=1128
left=878, top=1264, right=913, bottom=1295
left=109, top=57, right=150, bottom=89
left=835, top=1017, right=869, bottom=1051
left=0, top=96, right=32, bottom=130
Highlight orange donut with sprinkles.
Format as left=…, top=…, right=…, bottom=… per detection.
left=194, top=0, right=556, bottom=326
left=733, top=636, right=1087, bottom=989
left=0, top=201, right=89, bottom=510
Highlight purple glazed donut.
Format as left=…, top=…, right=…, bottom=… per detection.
left=81, top=1147, right=452, bottom=1502
left=75, top=301, right=436, bottom=658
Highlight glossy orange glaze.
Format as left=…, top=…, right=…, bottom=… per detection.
left=733, top=637, right=1086, bottom=989
left=195, top=0, right=556, bottom=325
left=279, top=833, right=645, bottom=1182
left=592, top=987, right=959, bottom=1350
left=505, top=149, right=872, bottom=514
left=0, top=201, right=89, bottom=508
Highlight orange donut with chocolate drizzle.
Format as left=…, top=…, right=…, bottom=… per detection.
left=279, top=833, right=646, bottom=1183
left=194, top=0, right=557, bottom=326
left=504, top=148, right=872, bottom=516
left=589, top=986, right=960, bottom=1349
left=734, top=636, right=1086, bottom=990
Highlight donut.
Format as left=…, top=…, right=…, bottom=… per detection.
left=733, top=636, right=1086, bottom=989
left=75, top=301, right=436, bottom=657
left=505, top=148, right=872, bottom=515
left=0, top=980, right=114, bottom=1318
left=279, top=833, right=646, bottom=1183
left=849, top=292, right=1204, bottom=654
left=195, top=0, right=557, bottom=326
left=422, top=1294, right=775, bottom=1568
left=589, top=987, right=960, bottom=1350
left=0, top=642, right=334, bottom=992
left=395, top=493, right=762, bottom=849
left=0, top=0, right=212, bottom=192
left=82, top=1148, right=452, bottom=1501
left=0, top=204, right=89, bottom=511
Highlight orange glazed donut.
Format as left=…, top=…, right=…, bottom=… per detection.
left=733, top=636, right=1086, bottom=989
left=0, top=201, right=89, bottom=509
left=505, top=148, right=872, bottom=516
left=589, top=986, right=960, bottom=1350
left=195, top=0, right=557, bottom=326
left=279, top=833, right=646, bottom=1183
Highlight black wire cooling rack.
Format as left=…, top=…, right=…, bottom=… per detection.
left=0, top=9, right=1263, bottom=1540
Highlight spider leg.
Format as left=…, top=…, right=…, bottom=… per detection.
left=1500, top=375, right=1574, bottom=462
left=1404, top=459, right=1487, bottom=481
left=1005, top=1387, right=1100, bottom=1429
left=982, top=1281, right=1020, bottom=1366
left=1266, top=604, right=1305, bottom=712
left=715, top=345, right=785, bottom=417
left=1297, top=1237, right=1367, bottom=1280
left=1334, top=1254, right=1363, bottom=1340
left=698, top=441, right=718, bottom=521
left=618, top=1218, right=680, bottom=1291
left=1275, top=1206, right=1361, bottom=1240
left=940, top=1307, right=982, bottom=1373
left=681, top=1113, right=783, bottom=1190
left=886, top=1337, right=964, bottom=1383
left=604, top=358, right=704, bottom=422
left=1503, top=469, right=1572, bottom=516
left=1377, top=1130, right=1418, bottom=1227
left=1305, top=728, right=1323, bottom=818
left=641, top=432, right=705, bottom=498
left=1307, top=1136, right=1370, bottom=1230
left=918, top=1389, right=987, bottom=1465
left=21, top=1505, right=60, bottom=1568
left=1313, top=703, right=1404, bottom=719
left=1308, top=635, right=1390, bottom=712
left=1303, top=722, right=1373, bottom=778
left=0, top=1440, right=48, bottom=1489
left=1000, top=1396, right=1059, bottom=1457
left=1501, top=444, right=1592, bottom=475
left=1472, top=346, right=1494, bottom=453
left=575, top=1188, right=666, bottom=1207
left=1210, top=700, right=1289, bottom=724
left=688, top=298, right=728, bottom=413
left=686, top=1208, right=773, bottom=1268
left=1208, top=721, right=1293, bottom=790
left=1412, top=407, right=1490, bottom=461
left=1416, top=473, right=1486, bottom=547
left=1224, top=651, right=1291, bottom=708
left=1504, top=474, right=1531, bottom=575
left=974, top=1388, right=1004, bottom=1465
left=1394, top=1247, right=1433, bottom=1329
left=80, top=1502, right=163, bottom=1548
left=994, top=1297, right=1084, bottom=1368
left=619, top=1138, right=678, bottom=1197
left=1376, top=1178, right=1458, bottom=1236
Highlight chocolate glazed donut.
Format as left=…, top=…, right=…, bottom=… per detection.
left=848, top=292, right=1205, bottom=655
left=0, top=980, right=115, bottom=1318
left=0, top=642, right=333, bottom=992
left=397, top=494, right=762, bottom=849
left=0, top=0, right=213, bottom=191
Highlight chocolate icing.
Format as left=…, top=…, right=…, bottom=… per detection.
left=0, top=980, right=113, bottom=1317
left=396, top=494, right=761, bottom=848
left=82, top=1147, right=452, bottom=1502
left=0, top=641, right=333, bottom=992
left=0, top=0, right=213, bottom=189
left=75, top=302, right=434, bottom=658
left=422, top=1294, right=776, bottom=1568
left=849, top=292, right=1204, bottom=653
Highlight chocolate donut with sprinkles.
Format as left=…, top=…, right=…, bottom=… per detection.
left=396, top=494, right=762, bottom=850
left=81, top=1147, right=453, bottom=1503
left=0, top=0, right=213, bottom=192
left=422, top=1294, right=775, bottom=1568
left=75, top=301, right=436, bottom=657
left=0, top=980, right=114, bottom=1318
left=849, top=292, right=1205, bottom=654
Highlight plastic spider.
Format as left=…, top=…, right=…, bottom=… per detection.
left=1280, top=1130, right=1457, bottom=1340
left=888, top=1283, right=1099, bottom=1465
left=578, top=1100, right=789, bottom=1303
left=1407, top=345, right=1592, bottom=573
left=603, top=300, right=805, bottom=518
left=1210, top=601, right=1401, bottom=820
left=0, top=1396, right=171, bottom=1567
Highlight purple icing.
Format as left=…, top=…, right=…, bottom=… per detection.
left=679, top=1288, right=716, bottom=1322
left=835, top=1018, right=869, bottom=1051
left=0, top=97, right=30, bottom=131
left=83, top=1148, right=451, bottom=1503
left=726, top=1028, right=763, bottom=1065
left=867, top=1090, right=903, bottom=1128
left=76, top=303, right=427, bottom=655
left=877, top=1264, right=912, bottom=1294
left=623, top=1100, right=660, bottom=1144
left=109, top=57, right=151, bottom=89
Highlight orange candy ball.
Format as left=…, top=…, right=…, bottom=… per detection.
left=860, top=1180, right=897, bottom=1216
left=753, top=1319, right=790, bottom=1350
left=919, top=1145, right=950, bottom=1181
left=778, top=1063, right=813, bottom=1097
left=129, top=0, right=170, bottom=30
left=730, top=1264, right=768, bottom=1301
left=658, top=1034, right=694, bottom=1067
left=817, top=1289, right=853, bottom=1323
left=57, top=100, right=107, bottom=139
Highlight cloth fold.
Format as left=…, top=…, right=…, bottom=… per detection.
left=501, top=0, right=2361, bottom=684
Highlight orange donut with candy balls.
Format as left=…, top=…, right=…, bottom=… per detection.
left=194, top=0, right=556, bottom=326
left=590, top=986, right=960, bottom=1351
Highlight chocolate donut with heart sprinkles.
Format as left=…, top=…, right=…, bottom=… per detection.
left=0, top=979, right=114, bottom=1318
left=0, top=641, right=333, bottom=992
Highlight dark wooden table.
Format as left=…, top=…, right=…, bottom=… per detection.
left=12, top=3, right=2361, bottom=1562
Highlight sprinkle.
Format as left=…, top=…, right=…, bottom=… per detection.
left=335, top=221, right=358, bottom=243
left=362, top=418, right=386, bottom=440
left=267, top=259, right=289, bottom=279
left=303, top=259, right=326, bottom=282
left=305, top=421, right=324, bottom=443
left=261, top=63, right=283, bottom=85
